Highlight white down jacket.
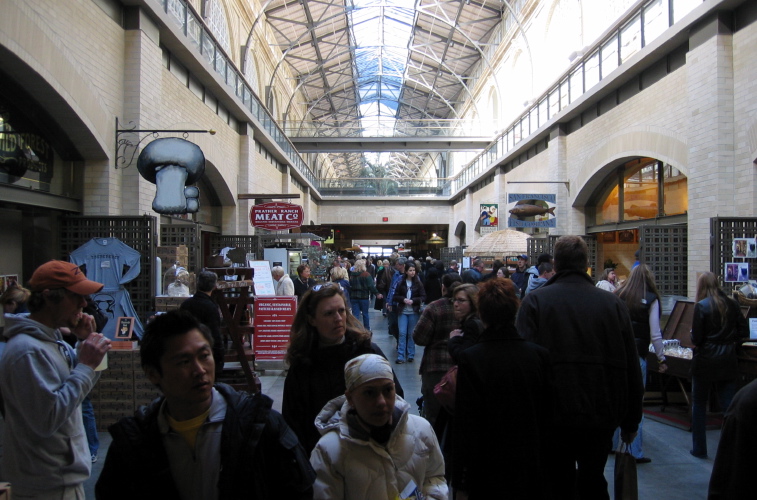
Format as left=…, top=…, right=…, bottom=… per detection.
left=310, top=394, right=448, bottom=500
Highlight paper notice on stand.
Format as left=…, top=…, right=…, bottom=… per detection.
left=248, top=261, right=276, bottom=296
left=750, top=318, right=757, bottom=339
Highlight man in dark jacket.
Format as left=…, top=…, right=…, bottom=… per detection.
left=96, top=310, right=314, bottom=500
left=516, top=235, right=643, bottom=500
left=180, top=270, right=224, bottom=374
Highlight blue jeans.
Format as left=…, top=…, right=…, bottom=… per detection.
left=351, top=298, right=371, bottom=330
left=691, top=375, right=737, bottom=457
left=397, top=312, right=418, bottom=361
left=613, top=356, right=646, bottom=458
left=82, top=395, right=99, bottom=457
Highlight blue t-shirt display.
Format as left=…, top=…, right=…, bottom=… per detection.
left=69, top=238, right=144, bottom=339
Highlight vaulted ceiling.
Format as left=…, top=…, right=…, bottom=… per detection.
left=258, top=0, right=505, bottom=179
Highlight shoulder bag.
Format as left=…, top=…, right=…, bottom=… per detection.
left=433, top=365, right=458, bottom=414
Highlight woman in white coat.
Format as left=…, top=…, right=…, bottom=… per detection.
left=310, top=354, right=448, bottom=500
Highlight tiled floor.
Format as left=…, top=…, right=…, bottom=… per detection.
left=85, top=308, right=721, bottom=499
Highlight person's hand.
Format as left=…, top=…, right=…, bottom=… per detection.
left=70, top=313, right=97, bottom=340
left=78, top=332, right=111, bottom=370
left=376, top=294, right=383, bottom=299
left=387, top=305, right=392, bottom=312
left=404, top=298, right=413, bottom=305
left=658, top=361, right=668, bottom=374
left=620, top=431, right=637, bottom=444
left=450, top=329, right=463, bottom=338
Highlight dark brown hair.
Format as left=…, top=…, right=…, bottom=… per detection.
left=477, top=278, right=520, bottom=327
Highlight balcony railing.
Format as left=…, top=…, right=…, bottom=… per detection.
left=451, top=0, right=704, bottom=195
left=160, top=0, right=318, bottom=187
left=317, top=178, right=452, bottom=197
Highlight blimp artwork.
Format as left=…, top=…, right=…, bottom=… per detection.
left=137, top=137, right=205, bottom=215
left=507, top=193, right=557, bottom=228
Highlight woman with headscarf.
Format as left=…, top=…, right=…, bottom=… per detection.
left=282, top=284, right=403, bottom=453
left=453, top=278, right=553, bottom=499
left=689, top=271, right=748, bottom=458
left=310, top=354, right=447, bottom=500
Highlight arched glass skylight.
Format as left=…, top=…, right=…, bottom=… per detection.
left=349, top=0, right=414, bottom=137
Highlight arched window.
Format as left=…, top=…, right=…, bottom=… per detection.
left=205, top=0, right=230, bottom=55
left=592, top=158, right=687, bottom=225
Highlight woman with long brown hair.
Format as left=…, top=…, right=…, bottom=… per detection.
left=690, top=271, right=748, bottom=458
left=613, top=263, right=666, bottom=463
left=282, top=284, right=403, bottom=453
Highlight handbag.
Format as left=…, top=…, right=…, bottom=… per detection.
left=374, top=296, right=385, bottom=310
left=433, top=365, right=458, bottom=414
left=614, top=442, right=638, bottom=500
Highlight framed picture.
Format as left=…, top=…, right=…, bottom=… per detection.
left=733, top=238, right=751, bottom=258
left=725, top=263, right=742, bottom=283
left=116, top=317, right=135, bottom=339
left=618, top=230, right=635, bottom=243
left=602, top=232, right=616, bottom=243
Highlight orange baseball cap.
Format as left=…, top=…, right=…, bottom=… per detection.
left=27, top=261, right=103, bottom=295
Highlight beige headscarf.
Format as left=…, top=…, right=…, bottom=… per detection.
left=344, top=354, right=394, bottom=392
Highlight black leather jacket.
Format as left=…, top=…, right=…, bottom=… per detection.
left=691, top=291, right=749, bottom=379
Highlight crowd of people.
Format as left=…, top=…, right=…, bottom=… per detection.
left=0, top=238, right=754, bottom=499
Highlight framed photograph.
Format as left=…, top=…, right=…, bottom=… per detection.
left=602, top=232, right=616, bottom=243
left=618, top=230, right=635, bottom=243
left=725, top=263, right=741, bottom=283
left=733, top=238, right=750, bottom=258
left=739, top=263, right=750, bottom=282
left=2, top=275, right=18, bottom=293
left=746, top=238, right=757, bottom=258
left=116, top=317, right=135, bottom=339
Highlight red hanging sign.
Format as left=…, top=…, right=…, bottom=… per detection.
left=250, top=202, right=304, bottom=231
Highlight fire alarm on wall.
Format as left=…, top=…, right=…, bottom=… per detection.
left=382, top=217, right=389, bottom=222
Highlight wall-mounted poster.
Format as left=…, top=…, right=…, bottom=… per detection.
left=618, top=230, right=636, bottom=243
left=507, top=193, right=556, bottom=228
left=477, top=204, right=499, bottom=235
left=725, top=263, right=750, bottom=282
left=733, top=238, right=757, bottom=258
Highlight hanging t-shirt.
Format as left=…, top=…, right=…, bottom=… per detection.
left=69, top=237, right=144, bottom=339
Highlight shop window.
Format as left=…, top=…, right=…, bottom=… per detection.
left=595, top=181, right=620, bottom=225
left=623, top=160, right=658, bottom=220
left=663, top=165, right=688, bottom=216
left=592, top=158, right=688, bottom=225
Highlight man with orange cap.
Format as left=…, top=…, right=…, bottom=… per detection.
left=0, top=260, right=111, bottom=499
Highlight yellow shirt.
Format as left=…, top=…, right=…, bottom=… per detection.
left=167, top=408, right=210, bottom=451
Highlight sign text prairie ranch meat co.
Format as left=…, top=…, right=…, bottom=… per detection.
left=249, top=202, right=304, bottom=231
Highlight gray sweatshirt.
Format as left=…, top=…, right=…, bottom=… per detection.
left=0, top=315, right=100, bottom=496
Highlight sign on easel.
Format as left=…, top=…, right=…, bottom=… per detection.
left=253, top=296, right=297, bottom=361
left=247, top=260, right=276, bottom=296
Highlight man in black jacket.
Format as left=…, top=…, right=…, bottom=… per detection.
left=516, top=235, right=643, bottom=500
left=180, top=270, right=224, bottom=374
left=96, top=310, right=314, bottom=500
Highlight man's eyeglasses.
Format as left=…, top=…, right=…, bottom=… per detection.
left=312, top=283, right=344, bottom=292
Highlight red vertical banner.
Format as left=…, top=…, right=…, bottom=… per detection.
left=253, top=296, right=297, bottom=361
